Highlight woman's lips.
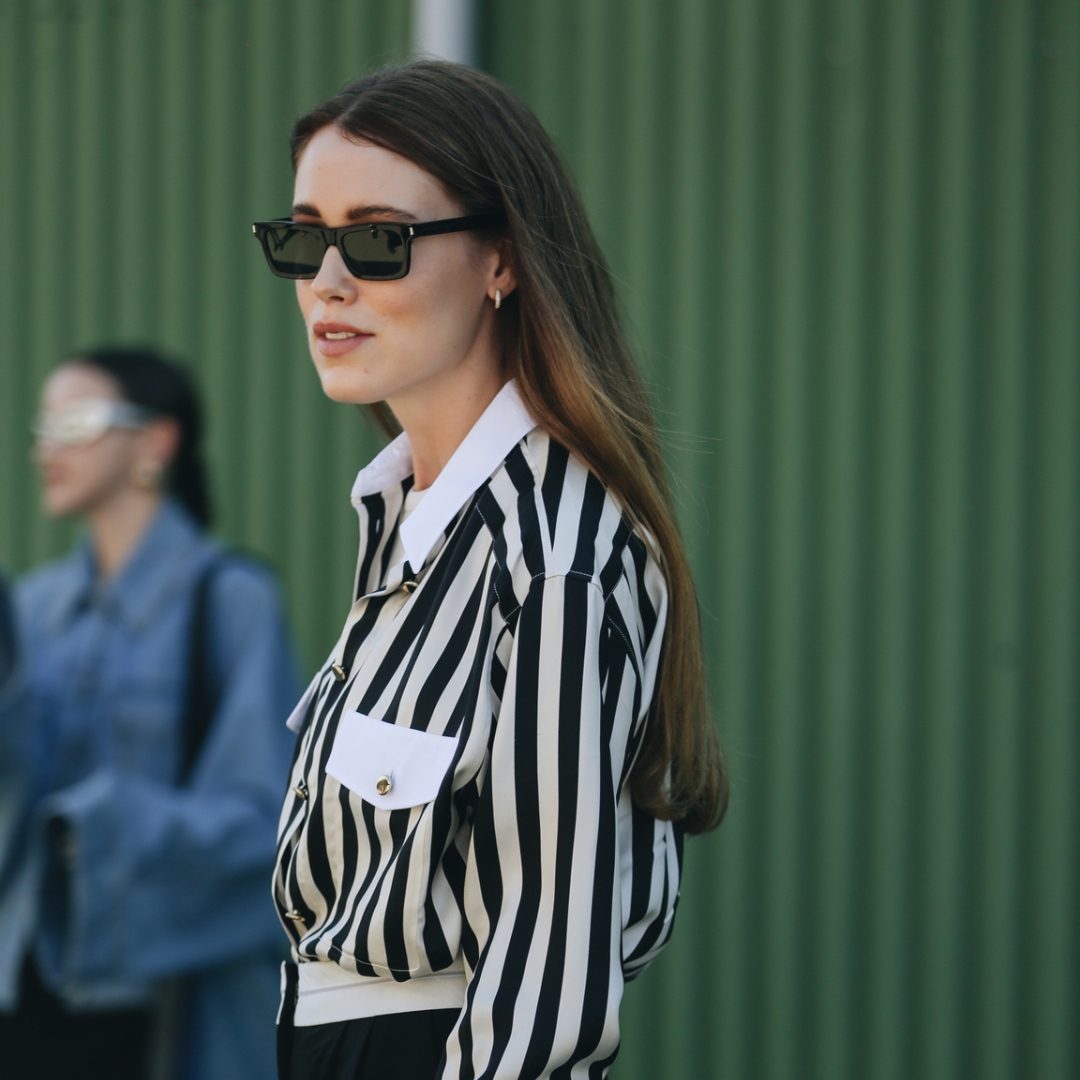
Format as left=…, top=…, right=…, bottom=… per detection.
left=41, top=465, right=70, bottom=491
left=312, top=321, right=373, bottom=357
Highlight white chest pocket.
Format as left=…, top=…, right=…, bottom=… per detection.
left=325, top=711, right=458, bottom=810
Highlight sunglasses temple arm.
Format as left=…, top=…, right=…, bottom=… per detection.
left=409, top=215, right=504, bottom=238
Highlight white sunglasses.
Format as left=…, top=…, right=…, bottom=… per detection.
left=34, top=399, right=153, bottom=448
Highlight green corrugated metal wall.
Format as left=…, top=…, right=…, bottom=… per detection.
left=1, top=2, right=1077, bottom=1078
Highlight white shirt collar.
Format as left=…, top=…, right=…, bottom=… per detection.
left=350, top=380, right=537, bottom=571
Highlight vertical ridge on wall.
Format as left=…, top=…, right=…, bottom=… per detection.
left=813, top=1, right=870, bottom=1077
left=975, top=4, right=1032, bottom=1078
left=0, top=0, right=30, bottom=569
left=865, top=4, right=920, bottom=1078
left=710, top=4, right=767, bottom=1078
left=674, top=7, right=722, bottom=1062
left=1030, top=5, right=1080, bottom=1078
left=760, top=3, right=818, bottom=1075
left=485, top=1, right=1080, bottom=1078
left=917, top=2, right=975, bottom=1075
left=26, top=6, right=74, bottom=561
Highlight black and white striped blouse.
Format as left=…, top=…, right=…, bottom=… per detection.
left=274, top=381, right=682, bottom=1077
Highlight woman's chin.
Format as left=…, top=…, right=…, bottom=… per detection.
left=315, top=365, right=384, bottom=407
left=42, top=490, right=86, bottom=518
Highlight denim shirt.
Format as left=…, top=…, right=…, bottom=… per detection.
left=0, top=502, right=301, bottom=1079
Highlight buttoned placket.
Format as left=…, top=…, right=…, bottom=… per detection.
left=281, top=538, right=435, bottom=930
left=329, top=548, right=430, bottom=685
left=283, top=382, right=537, bottom=734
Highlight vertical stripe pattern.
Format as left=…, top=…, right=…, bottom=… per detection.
left=274, top=428, right=677, bottom=1078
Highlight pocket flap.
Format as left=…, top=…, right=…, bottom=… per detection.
left=325, top=711, right=457, bottom=810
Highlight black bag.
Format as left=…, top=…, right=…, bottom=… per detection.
left=177, top=554, right=233, bottom=785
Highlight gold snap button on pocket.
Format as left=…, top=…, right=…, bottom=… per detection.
left=375, top=775, right=392, bottom=796
left=331, top=664, right=346, bottom=681
left=401, top=580, right=417, bottom=594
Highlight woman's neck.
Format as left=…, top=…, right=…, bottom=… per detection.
left=88, top=487, right=164, bottom=580
left=389, top=363, right=507, bottom=492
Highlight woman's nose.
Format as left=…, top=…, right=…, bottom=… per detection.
left=311, top=244, right=359, bottom=304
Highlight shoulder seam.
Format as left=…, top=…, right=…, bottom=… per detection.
left=494, top=568, right=614, bottom=629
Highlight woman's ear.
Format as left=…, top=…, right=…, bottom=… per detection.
left=137, top=416, right=182, bottom=473
left=488, top=234, right=517, bottom=302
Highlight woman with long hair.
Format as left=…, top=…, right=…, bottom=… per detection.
left=258, top=61, right=726, bottom=1080
left=0, top=348, right=300, bottom=1080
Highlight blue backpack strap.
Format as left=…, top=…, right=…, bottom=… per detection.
left=178, top=555, right=221, bottom=785
left=0, top=574, right=17, bottom=691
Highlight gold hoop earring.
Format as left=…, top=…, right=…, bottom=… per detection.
left=494, top=288, right=502, bottom=311
left=133, top=461, right=163, bottom=490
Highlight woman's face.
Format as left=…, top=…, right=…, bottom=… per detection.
left=34, top=364, right=159, bottom=518
left=292, top=127, right=511, bottom=417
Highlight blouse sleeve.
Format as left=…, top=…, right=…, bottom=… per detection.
left=442, top=569, right=679, bottom=1079
left=34, top=561, right=301, bottom=986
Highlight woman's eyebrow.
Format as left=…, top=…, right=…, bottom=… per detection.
left=289, top=203, right=419, bottom=222
left=346, top=204, right=419, bottom=222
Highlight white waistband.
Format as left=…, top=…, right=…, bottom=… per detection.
left=285, top=960, right=467, bottom=1027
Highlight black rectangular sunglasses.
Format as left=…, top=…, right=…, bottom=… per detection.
left=252, top=214, right=505, bottom=281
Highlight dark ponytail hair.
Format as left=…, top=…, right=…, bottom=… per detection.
left=70, top=346, right=212, bottom=528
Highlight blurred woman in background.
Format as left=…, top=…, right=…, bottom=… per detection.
left=0, top=347, right=300, bottom=1080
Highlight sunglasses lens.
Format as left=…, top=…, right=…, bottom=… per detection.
left=35, top=401, right=113, bottom=447
left=340, top=226, right=407, bottom=279
left=263, top=225, right=327, bottom=277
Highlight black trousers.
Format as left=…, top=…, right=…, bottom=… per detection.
left=0, top=957, right=152, bottom=1080
left=278, top=967, right=458, bottom=1080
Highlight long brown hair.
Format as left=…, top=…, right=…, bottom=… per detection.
left=291, top=61, right=726, bottom=833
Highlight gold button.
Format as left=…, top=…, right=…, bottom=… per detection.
left=376, top=775, right=392, bottom=796
left=285, top=909, right=305, bottom=921
left=401, top=580, right=417, bottom=594
left=292, top=781, right=309, bottom=800
left=331, top=664, right=346, bottom=681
